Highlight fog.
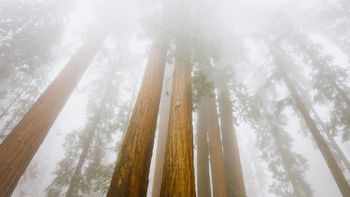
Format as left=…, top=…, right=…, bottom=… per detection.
left=0, top=0, right=349, bottom=196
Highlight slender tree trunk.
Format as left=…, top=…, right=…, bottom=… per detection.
left=196, top=99, right=211, bottom=197
left=151, top=66, right=172, bottom=197
left=217, top=78, right=246, bottom=197
left=107, top=38, right=168, bottom=197
left=66, top=62, right=118, bottom=197
left=0, top=30, right=107, bottom=196
left=160, top=37, right=196, bottom=196
left=65, top=118, right=99, bottom=197
left=268, top=121, right=303, bottom=197
left=272, top=48, right=350, bottom=196
left=204, top=97, right=228, bottom=197
left=294, top=81, right=350, bottom=173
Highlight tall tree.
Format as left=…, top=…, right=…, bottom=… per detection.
left=205, top=95, right=228, bottom=197
left=292, top=76, right=350, bottom=173
left=196, top=99, right=211, bottom=197
left=107, top=37, right=168, bottom=196
left=0, top=0, right=72, bottom=140
left=0, top=29, right=108, bottom=196
left=246, top=82, right=312, bottom=197
left=269, top=43, right=350, bottom=196
left=160, top=36, right=196, bottom=196
left=217, top=70, right=247, bottom=197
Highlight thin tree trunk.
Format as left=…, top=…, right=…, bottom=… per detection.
left=152, top=67, right=172, bottom=197
left=196, top=99, right=211, bottom=197
left=0, top=30, right=107, bottom=196
left=160, top=37, right=196, bottom=196
left=294, top=80, right=350, bottom=173
left=268, top=120, right=303, bottom=197
left=66, top=62, right=118, bottom=197
left=217, top=78, right=246, bottom=197
left=272, top=48, right=350, bottom=196
left=205, top=96, right=228, bottom=197
left=65, top=118, right=99, bottom=197
left=107, top=38, right=168, bottom=197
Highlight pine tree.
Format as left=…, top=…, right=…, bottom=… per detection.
left=269, top=43, right=350, bottom=196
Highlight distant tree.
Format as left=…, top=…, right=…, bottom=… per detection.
left=269, top=42, right=350, bottom=196
left=196, top=99, right=211, bottom=197
left=288, top=32, right=350, bottom=141
left=217, top=67, right=247, bottom=197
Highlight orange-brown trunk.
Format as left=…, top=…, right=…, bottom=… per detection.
left=160, top=37, right=196, bottom=196
left=107, top=38, right=168, bottom=197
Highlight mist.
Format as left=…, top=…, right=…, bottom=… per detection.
left=0, top=0, right=349, bottom=196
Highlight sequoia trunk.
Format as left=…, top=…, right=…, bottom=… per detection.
left=0, top=30, right=107, bottom=196
left=160, top=37, right=196, bottom=196
left=107, top=38, right=167, bottom=197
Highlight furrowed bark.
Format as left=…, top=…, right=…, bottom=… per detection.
left=0, top=30, right=107, bottom=197
left=160, top=37, right=196, bottom=196
left=107, top=38, right=168, bottom=197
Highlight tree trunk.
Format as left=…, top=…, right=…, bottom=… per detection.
left=268, top=120, right=303, bottom=197
left=160, top=37, right=196, bottom=196
left=294, top=80, right=350, bottom=173
left=217, top=78, right=246, bottom=197
left=196, top=99, right=211, bottom=197
left=151, top=66, right=172, bottom=197
left=66, top=62, right=118, bottom=197
left=107, top=38, right=168, bottom=197
left=0, top=31, right=107, bottom=196
left=65, top=117, right=99, bottom=197
left=272, top=47, right=350, bottom=196
left=205, top=96, right=228, bottom=197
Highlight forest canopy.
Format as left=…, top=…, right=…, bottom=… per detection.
left=0, top=0, right=349, bottom=196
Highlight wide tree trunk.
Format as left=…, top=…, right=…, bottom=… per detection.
left=0, top=31, right=107, bottom=196
left=205, top=96, right=228, bottom=197
left=217, top=77, right=246, bottom=197
left=151, top=66, right=172, bottom=197
left=160, top=37, right=196, bottom=196
left=107, top=38, right=168, bottom=197
left=196, top=99, right=211, bottom=197
left=271, top=46, right=350, bottom=196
